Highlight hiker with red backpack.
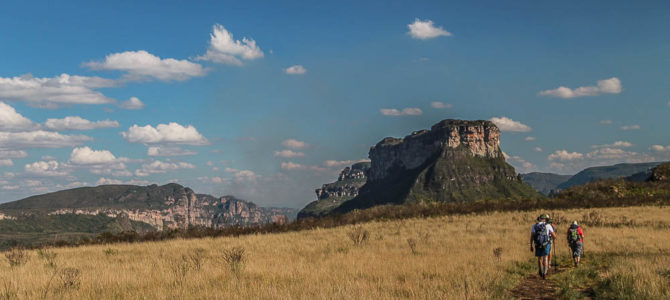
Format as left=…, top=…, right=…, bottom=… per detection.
left=530, top=214, right=557, bottom=279
left=567, top=221, right=584, bottom=267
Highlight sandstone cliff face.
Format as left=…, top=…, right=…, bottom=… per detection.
left=298, top=162, right=370, bottom=218
left=367, top=120, right=503, bottom=182
left=315, top=162, right=369, bottom=200
left=5, top=183, right=295, bottom=231
left=323, top=119, right=539, bottom=215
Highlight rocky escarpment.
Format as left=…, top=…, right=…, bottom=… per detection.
left=0, top=183, right=295, bottom=230
left=321, top=119, right=540, bottom=215
left=298, top=162, right=370, bottom=218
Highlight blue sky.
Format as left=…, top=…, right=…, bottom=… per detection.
left=1, top=0, right=669, bottom=207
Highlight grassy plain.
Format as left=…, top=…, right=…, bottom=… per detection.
left=1, top=206, right=669, bottom=299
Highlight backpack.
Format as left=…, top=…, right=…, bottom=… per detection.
left=568, top=226, right=580, bottom=244
left=534, top=223, right=550, bottom=248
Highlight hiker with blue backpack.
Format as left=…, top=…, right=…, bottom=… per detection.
left=530, top=214, right=557, bottom=279
left=567, top=221, right=584, bottom=267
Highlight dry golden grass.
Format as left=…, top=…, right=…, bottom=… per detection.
left=1, top=206, right=669, bottom=299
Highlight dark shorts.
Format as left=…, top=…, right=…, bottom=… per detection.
left=535, top=243, right=551, bottom=257
left=570, top=241, right=583, bottom=258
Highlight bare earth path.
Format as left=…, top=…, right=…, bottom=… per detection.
left=509, top=266, right=565, bottom=300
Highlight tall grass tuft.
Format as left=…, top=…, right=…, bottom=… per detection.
left=407, top=238, right=418, bottom=255
left=347, top=227, right=369, bottom=246
left=222, top=247, right=246, bottom=277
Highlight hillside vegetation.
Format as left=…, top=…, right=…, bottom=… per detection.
left=1, top=206, right=668, bottom=299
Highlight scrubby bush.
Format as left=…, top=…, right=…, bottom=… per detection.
left=222, top=247, right=246, bottom=276
left=5, top=248, right=28, bottom=267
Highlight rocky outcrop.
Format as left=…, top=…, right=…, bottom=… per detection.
left=312, top=119, right=541, bottom=216
left=2, top=183, right=296, bottom=231
left=367, top=120, right=503, bottom=181
left=298, top=162, right=370, bottom=218
left=650, top=163, right=670, bottom=182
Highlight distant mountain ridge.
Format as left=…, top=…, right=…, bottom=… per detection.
left=522, top=173, right=573, bottom=195
left=556, top=162, right=666, bottom=190
left=521, top=161, right=668, bottom=195
left=0, top=183, right=296, bottom=230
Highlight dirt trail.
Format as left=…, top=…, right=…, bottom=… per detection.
left=509, top=266, right=565, bottom=300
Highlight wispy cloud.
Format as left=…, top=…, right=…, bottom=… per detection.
left=380, top=108, right=423, bottom=116
left=538, top=77, right=622, bottom=99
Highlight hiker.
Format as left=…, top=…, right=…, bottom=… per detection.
left=567, top=221, right=584, bottom=267
left=546, top=216, right=557, bottom=269
left=530, top=214, right=557, bottom=279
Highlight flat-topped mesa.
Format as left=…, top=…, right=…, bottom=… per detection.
left=367, top=119, right=503, bottom=182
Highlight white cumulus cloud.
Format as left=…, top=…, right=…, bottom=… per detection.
left=121, top=122, right=208, bottom=145
left=69, top=147, right=118, bottom=165
left=84, top=50, right=206, bottom=81
left=196, top=24, right=264, bottom=66
left=380, top=108, right=423, bottom=116
left=0, top=102, right=39, bottom=131
left=119, top=97, right=145, bottom=110
left=24, top=160, right=69, bottom=177
left=0, top=73, right=117, bottom=106
left=0, top=159, right=13, bottom=167
left=538, top=77, right=622, bottom=99
left=44, top=116, right=119, bottom=131
left=651, top=145, right=670, bottom=152
left=0, top=131, right=92, bottom=149
left=285, top=65, right=306, bottom=75
left=489, top=117, right=532, bottom=132
left=274, top=149, right=305, bottom=158
left=548, top=150, right=584, bottom=161
left=408, top=18, right=452, bottom=40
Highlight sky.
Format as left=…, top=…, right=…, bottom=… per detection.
left=1, top=0, right=670, bottom=207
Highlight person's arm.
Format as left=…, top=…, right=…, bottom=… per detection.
left=578, top=227, right=584, bottom=240
left=530, top=232, right=534, bottom=252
